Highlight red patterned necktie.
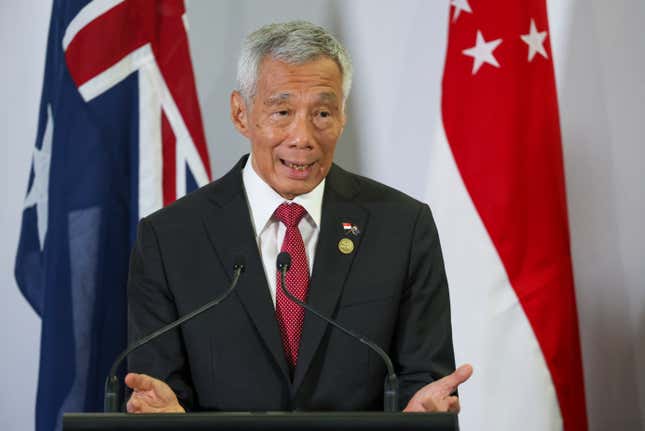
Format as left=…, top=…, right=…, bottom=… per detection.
left=274, top=202, right=310, bottom=368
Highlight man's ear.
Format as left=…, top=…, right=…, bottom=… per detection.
left=230, top=90, right=250, bottom=137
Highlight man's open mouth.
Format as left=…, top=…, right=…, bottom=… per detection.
left=280, top=159, right=315, bottom=171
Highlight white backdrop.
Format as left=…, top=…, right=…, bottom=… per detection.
left=1, top=1, right=643, bottom=430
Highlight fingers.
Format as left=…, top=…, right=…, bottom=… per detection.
left=404, top=395, right=460, bottom=413
left=403, top=364, right=472, bottom=414
left=404, top=395, right=435, bottom=413
left=455, top=363, right=474, bottom=382
left=438, top=363, right=474, bottom=395
left=126, top=396, right=144, bottom=413
left=126, top=394, right=164, bottom=414
left=446, top=395, right=460, bottom=413
left=403, top=402, right=425, bottom=413
left=125, top=374, right=160, bottom=414
left=125, top=374, right=185, bottom=414
left=125, top=373, right=156, bottom=392
left=127, top=393, right=151, bottom=413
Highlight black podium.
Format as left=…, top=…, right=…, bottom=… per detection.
left=63, top=412, right=458, bottom=430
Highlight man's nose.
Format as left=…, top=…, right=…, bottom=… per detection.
left=287, top=114, right=314, bottom=149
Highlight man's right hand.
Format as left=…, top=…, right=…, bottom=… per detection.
left=125, top=373, right=185, bottom=413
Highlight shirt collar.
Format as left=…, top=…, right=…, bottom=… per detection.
left=242, top=154, right=325, bottom=235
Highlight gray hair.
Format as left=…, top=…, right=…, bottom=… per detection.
left=236, top=21, right=353, bottom=106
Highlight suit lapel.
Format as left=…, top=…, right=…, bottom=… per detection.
left=292, top=165, right=368, bottom=393
left=200, top=157, right=291, bottom=383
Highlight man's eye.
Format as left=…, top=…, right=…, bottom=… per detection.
left=318, top=111, right=331, bottom=118
left=270, top=110, right=289, bottom=118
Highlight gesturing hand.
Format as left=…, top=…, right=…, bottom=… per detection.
left=125, top=373, right=185, bottom=413
left=403, top=364, right=473, bottom=413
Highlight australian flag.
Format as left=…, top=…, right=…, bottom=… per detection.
left=14, top=1, right=211, bottom=429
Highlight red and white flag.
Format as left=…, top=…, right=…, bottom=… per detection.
left=63, top=0, right=212, bottom=217
left=14, top=2, right=212, bottom=428
left=430, top=0, right=588, bottom=429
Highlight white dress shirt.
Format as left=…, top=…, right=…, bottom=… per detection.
left=242, top=155, right=325, bottom=307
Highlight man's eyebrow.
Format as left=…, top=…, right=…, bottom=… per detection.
left=264, top=93, right=291, bottom=106
left=315, top=92, right=339, bottom=104
left=263, top=92, right=340, bottom=106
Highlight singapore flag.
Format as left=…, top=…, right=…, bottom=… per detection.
left=429, top=0, right=588, bottom=430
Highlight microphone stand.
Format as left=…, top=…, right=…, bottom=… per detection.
left=104, top=261, right=245, bottom=412
left=277, top=255, right=399, bottom=412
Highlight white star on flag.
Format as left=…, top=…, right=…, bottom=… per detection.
left=462, top=30, right=503, bottom=75
left=520, top=19, right=549, bottom=61
left=24, top=104, right=53, bottom=251
left=451, top=0, right=472, bottom=22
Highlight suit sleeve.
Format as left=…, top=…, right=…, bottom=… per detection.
left=127, top=217, right=195, bottom=410
left=392, top=203, right=456, bottom=408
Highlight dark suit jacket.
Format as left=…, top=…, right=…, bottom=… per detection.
left=128, top=155, right=455, bottom=411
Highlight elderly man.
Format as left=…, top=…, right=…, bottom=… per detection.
left=125, top=21, right=472, bottom=413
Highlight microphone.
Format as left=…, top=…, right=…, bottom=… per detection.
left=104, top=256, right=246, bottom=412
left=276, top=252, right=399, bottom=412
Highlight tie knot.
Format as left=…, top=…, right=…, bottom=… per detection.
left=274, top=203, right=307, bottom=228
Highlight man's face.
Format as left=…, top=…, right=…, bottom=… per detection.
left=231, top=56, right=346, bottom=199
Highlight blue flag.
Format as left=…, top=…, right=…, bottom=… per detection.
left=15, top=1, right=211, bottom=429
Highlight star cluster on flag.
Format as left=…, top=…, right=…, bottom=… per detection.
left=452, top=3, right=550, bottom=75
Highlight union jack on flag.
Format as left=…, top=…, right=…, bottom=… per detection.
left=14, top=1, right=211, bottom=429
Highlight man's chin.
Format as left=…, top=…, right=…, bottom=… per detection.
left=274, top=178, right=320, bottom=200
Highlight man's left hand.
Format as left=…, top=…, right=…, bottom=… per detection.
left=403, top=364, right=473, bottom=413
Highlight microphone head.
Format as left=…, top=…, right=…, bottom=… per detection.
left=233, top=255, right=246, bottom=272
left=276, top=252, right=292, bottom=271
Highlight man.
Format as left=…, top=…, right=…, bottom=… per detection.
left=125, top=21, right=472, bottom=413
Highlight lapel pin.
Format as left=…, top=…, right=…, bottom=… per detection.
left=338, top=238, right=355, bottom=255
left=341, top=222, right=360, bottom=236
